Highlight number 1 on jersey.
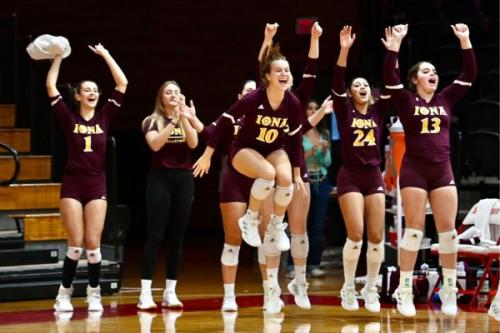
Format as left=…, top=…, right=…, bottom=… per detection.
left=83, top=135, right=93, bottom=152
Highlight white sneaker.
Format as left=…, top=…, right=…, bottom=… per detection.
left=392, top=287, right=416, bottom=317
left=360, top=286, right=380, bottom=313
left=137, top=289, right=157, bottom=310
left=266, top=219, right=290, bottom=252
left=54, top=311, right=73, bottom=327
left=54, top=285, right=74, bottom=312
left=488, top=299, right=500, bottom=321
left=238, top=213, right=261, bottom=247
left=221, top=295, right=238, bottom=312
left=162, top=291, right=183, bottom=309
left=264, top=283, right=283, bottom=315
left=86, top=286, right=104, bottom=312
left=287, top=279, right=311, bottom=309
left=438, top=287, right=458, bottom=317
left=340, top=285, right=359, bottom=311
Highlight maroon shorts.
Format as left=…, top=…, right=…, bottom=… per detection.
left=60, top=173, right=107, bottom=206
left=337, top=165, right=384, bottom=197
left=220, top=166, right=254, bottom=203
left=399, top=156, right=455, bottom=192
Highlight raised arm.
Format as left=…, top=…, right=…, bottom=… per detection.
left=337, top=25, right=356, bottom=67
left=441, top=24, right=477, bottom=105
left=382, top=25, right=408, bottom=90
left=258, top=23, right=278, bottom=63
left=46, top=55, right=63, bottom=97
left=88, top=43, right=128, bottom=93
left=294, top=22, right=322, bottom=105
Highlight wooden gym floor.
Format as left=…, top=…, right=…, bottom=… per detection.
left=0, top=239, right=497, bottom=332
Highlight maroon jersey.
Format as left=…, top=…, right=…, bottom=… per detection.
left=50, top=90, right=124, bottom=176
left=208, top=88, right=303, bottom=167
left=142, top=117, right=194, bottom=170
left=383, top=49, right=477, bottom=163
left=200, top=118, right=242, bottom=156
left=331, top=65, right=390, bottom=169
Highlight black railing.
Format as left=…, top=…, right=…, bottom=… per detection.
left=0, top=142, right=20, bottom=186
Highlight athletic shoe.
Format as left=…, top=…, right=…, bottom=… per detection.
left=266, top=219, right=290, bottom=251
left=392, top=287, right=416, bottom=317
left=488, top=299, right=500, bottom=321
left=137, top=289, right=157, bottom=310
left=340, top=285, right=359, bottom=311
left=360, top=285, right=380, bottom=313
left=438, top=286, right=458, bottom=317
left=54, top=285, right=74, bottom=312
left=287, top=279, right=311, bottom=309
left=162, top=291, right=183, bottom=309
left=86, top=286, right=104, bottom=312
left=238, top=213, right=261, bottom=247
left=221, top=295, right=238, bottom=312
left=53, top=311, right=73, bottom=327
left=264, top=283, right=283, bottom=315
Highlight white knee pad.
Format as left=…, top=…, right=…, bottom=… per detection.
left=257, top=245, right=266, bottom=265
left=343, top=238, right=362, bottom=261
left=291, top=234, right=309, bottom=259
left=439, top=229, right=458, bottom=254
left=250, top=178, right=275, bottom=200
left=66, top=247, right=83, bottom=261
left=86, top=248, right=102, bottom=264
left=220, top=243, right=240, bottom=266
left=263, top=234, right=281, bottom=257
left=400, top=228, right=424, bottom=252
left=367, top=241, right=385, bottom=264
left=273, top=184, right=294, bottom=207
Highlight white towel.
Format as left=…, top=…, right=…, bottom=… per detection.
left=26, top=34, right=71, bottom=60
left=475, top=198, right=498, bottom=242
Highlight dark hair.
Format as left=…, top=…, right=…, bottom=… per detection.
left=259, top=43, right=287, bottom=87
left=70, top=80, right=101, bottom=107
left=347, top=76, right=374, bottom=105
left=239, top=80, right=256, bottom=94
left=407, top=61, right=426, bottom=92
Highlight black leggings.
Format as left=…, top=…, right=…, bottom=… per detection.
left=141, top=168, right=194, bottom=280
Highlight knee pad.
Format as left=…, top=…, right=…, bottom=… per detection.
left=273, top=184, right=294, bottom=207
left=400, top=228, right=424, bottom=252
left=66, top=247, right=83, bottom=261
left=291, top=234, right=309, bottom=259
left=263, top=234, right=281, bottom=257
left=439, top=229, right=458, bottom=254
left=251, top=178, right=275, bottom=200
left=86, top=248, right=102, bottom=264
left=343, top=238, right=362, bottom=261
left=367, top=241, right=385, bottom=264
left=257, top=245, right=266, bottom=265
left=220, top=243, right=240, bottom=266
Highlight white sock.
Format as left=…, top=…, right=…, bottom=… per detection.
left=442, top=268, right=457, bottom=289
left=494, top=290, right=500, bottom=302
left=263, top=280, right=269, bottom=290
left=267, top=268, right=278, bottom=285
left=247, top=209, right=258, bottom=219
left=271, top=214, right=285, bottom=226
left=166, top=279, right=177, bottom=294
left=399, top=271, right=413, bottom=290
left=141, top=279, right=152, bottom=292
left=294, top=265, right=307, bottom=284
left=224, top=283, right=235, bottom=298
left=342, top=240, right=362, bottom=286
left=366, top=276, right=378, bottom=289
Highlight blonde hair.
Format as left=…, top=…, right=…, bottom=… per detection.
left=142, top=80, right=182, bottom=133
